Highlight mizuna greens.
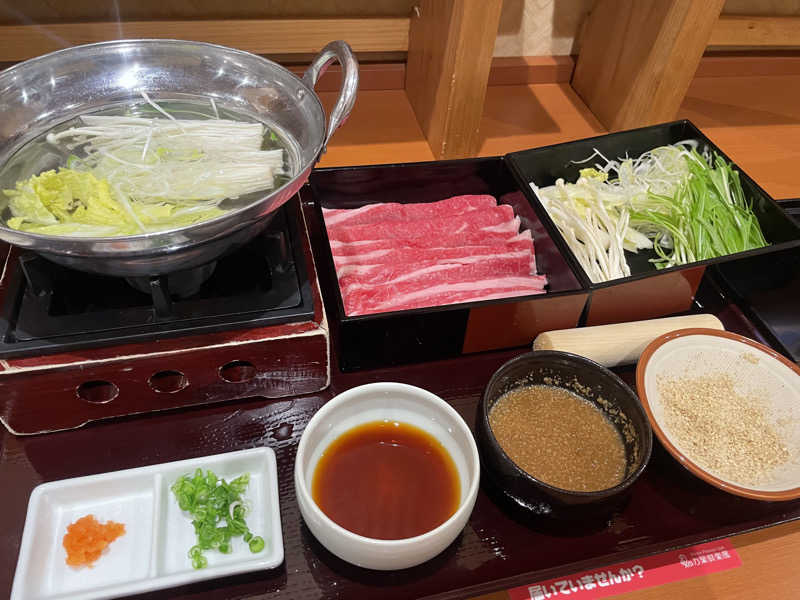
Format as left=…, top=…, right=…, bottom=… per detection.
left=631, top=149, right=767, bottom=269
left=532, top=142, right=768, bottom=283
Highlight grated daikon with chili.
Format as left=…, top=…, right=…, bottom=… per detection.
left=62, top=514, right=126, bottom=567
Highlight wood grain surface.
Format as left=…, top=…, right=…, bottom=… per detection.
left=573, top=0, right=725, bottom=131
left=0, top=0, right=418, bottom=23
left=468, top=521, right=800, bottom=600
left=695, top=52, right=800, bottom=78
left=405, top=0, right=503, bottom=159
left=710, top=15, right=800, bottom=47
left=679, top=72, right=800, bottom=200
left=320, top=71, right=800, bottom=203
left=0, top=17, right=410, bottom=61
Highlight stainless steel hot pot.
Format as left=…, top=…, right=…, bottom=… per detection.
left=0, top=39, right=358, bottom=276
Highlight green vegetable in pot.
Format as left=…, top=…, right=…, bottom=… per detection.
left=3, top=167, right=228, bottom=237
left=4, top=168, right=137, bottom=236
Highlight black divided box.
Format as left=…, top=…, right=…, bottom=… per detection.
left=306, top=158, right=588, bottom=372
left=713, top=199, right=800, bottom=362
left=506, top=120, right=800, bottom=326
left=306, top=121, right=800, bottom=371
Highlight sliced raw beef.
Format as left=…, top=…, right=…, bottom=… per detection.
left=327, top=205, right=515, bottom=243
left=330, top=230, right=533, bottom=259
left=344, top=275, right=548, bottom=315
left=322, top=194, right=497, bottom=227
left=332, top=239, right=534, bottom=268
left=337, top=252, right=533, bottom=290
left=329, top=218, right=522, bottom=249
left=322, top=194, right=547, bottom=315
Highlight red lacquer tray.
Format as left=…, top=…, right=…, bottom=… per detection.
left=1, top=261, right=798, bottom=598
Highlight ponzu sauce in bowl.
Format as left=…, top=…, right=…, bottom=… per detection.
left=294, top=382, right=480, bottom=570
left=311, top=420, right=460, bottom=540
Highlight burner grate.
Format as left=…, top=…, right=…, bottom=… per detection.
left=0, top=200, right=314, bottom=358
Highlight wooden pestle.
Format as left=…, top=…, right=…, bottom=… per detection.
left=532, top=314, right=724, bottom=368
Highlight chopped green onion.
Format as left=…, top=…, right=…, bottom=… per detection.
left=191, top=554, right=208, bottom=570
left=630, top=149, right=768, bottom=270
left=170, top=468, right=265, bottom=569
left=249, top=536, right=265, bottom=553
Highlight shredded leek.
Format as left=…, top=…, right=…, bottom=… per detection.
left=533, top=142, right=768, bottom=282
left=630, top=149, right=767, bottom=270
left=49, top=115, right=284, bottom=204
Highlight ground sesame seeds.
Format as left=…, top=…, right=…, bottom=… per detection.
left=657, top=372, right=790, bottom=486
left=488, top=385, right=627, bottom=492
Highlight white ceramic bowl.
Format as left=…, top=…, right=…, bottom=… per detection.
left=294, top=382, right=480, bottom=570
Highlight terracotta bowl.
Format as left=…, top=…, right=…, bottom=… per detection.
left=636, top=328, right=800, bottom=501
left=476, top=351, right=652, bottom=516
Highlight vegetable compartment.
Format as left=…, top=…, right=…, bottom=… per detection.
left=506, top=120, right=800, bottom=325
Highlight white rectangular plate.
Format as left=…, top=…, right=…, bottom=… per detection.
left=11, top=447, right=284, bottom=600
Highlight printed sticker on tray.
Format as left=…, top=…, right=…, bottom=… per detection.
left=507, top=539, right=741, bottom=600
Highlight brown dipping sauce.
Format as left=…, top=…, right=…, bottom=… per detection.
left=311, top=420, right=460, bottom=540
left=489, top=385, right=626, bottom=492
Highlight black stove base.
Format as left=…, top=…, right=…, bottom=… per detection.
left=0, top=199, right=314, bottom=358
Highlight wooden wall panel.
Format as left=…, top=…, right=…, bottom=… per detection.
left=3, top=1, right=800, bottom=59
left=0, top=0, right=417, bottom=23
left=572, top=0, right=726, bottom=131
left=405, top=0, right=503, bottom=159
left=0, top=18, right=410, bottom=62
left=710, top=15, right=800, bottom=46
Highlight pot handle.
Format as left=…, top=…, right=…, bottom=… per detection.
left=303, top=41, right=359, bottom=153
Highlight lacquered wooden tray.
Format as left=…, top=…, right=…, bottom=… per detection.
left=2, top=261, right=799, bottom=600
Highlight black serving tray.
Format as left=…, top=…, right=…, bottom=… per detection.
left=305, top=157, right=589, bottom=372
left=4, top=274, right=795, bottom=600
left=506, top=120, right=800, bottom=326
left=712, top=199, right=800, bottom=363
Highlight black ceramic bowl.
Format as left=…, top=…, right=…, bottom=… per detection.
left=476, top=351, right=652, bottom=517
